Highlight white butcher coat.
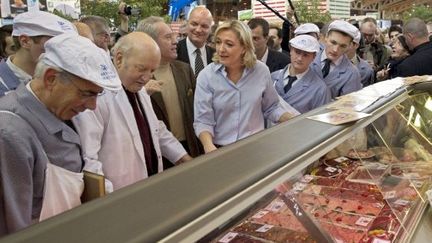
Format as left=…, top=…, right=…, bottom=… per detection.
left=73, top=88, right=186, bottom=190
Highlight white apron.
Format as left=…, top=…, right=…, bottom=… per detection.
left=39, top=161, right=84, bottom=221
left=0, top=110, right=84, bottom=221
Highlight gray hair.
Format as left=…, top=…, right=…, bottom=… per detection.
left=136, top=16, right=165, bottom=41
left=34, top=55, right=76, bottom=84
left=34, top=57, right=62, bottom=79
left=80, top=15, right=110, bottom=35
left=404, top=18, right=428, bottom=38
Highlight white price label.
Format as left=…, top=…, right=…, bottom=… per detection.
left=371, top=237, right=391, bottom=243
left=302, top=175, right=314, bottom=183
left=403, top=173, right=420, bottom=179
left=412, top=180, right=423, bottom=188
left=394, top=199, right=410, bottom=206
left=293, top=182, right=307, bottom=191
left=252, top=210, right=269, bottom=219
left=325, top=166, right=338, bottom=173
left=383, top=191, right=396, bottom=199
left=266, top=200, right=285, bottom=212
left=355, top=216, right=373, bottom=227
left=255, top=224, right=274, bottom=233
left=334, top=157, right=349, bottom=163
left=218, top=232, right=238, bottom=243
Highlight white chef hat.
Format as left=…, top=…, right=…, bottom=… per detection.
left=294, top=23, right=320, bottom=36
left=327, top=20, right=358, bottom=40
left=12, top=11, right=76, bottom=37
left=40, top=33, right=121, bottom=91
left=289, top=35, right=320, bottom=53
left=353, top=28, right=361, bottom=44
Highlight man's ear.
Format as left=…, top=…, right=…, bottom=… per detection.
left=18, top=35, right=32, bottom=49
left=115, top=51, right=124, bottom=68
left=43, top=68, right=59, bottom=91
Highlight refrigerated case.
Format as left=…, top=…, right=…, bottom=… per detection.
left=2, top=79, right=432, bottom=243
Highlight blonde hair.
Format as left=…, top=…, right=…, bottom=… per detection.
left=212, top=20, right=256, bottom=68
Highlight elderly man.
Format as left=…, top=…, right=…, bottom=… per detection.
left=248, top=18, right=290, bottom=73
left=79, top=16, right=111, bottom=53
left=0, top=11, right=76, bottom=97
left=310, top=20, right=362, bottom=99
left=136, top=17, right=201, bottom=157
left=271, top=35, right=331, bottom=113
left=347, top=28, right=375, bottom=87
left=0, top=33, right=120, bottom=236
left=360, top=18, right=389, bottom=71
left=396, top=18, right=432, bottom=77
left=73, top=32, right=192, bottom=191
left=177, top=6, right=214, bottom=77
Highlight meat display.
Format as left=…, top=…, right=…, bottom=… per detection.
left=209, top=150, right=430, bottom=243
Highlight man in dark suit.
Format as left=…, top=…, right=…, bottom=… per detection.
left=137, top=17, right=202, bottom=158
left=176, top=6, right=215, bottom=77
left=248, top=18, right=290, bottom=73
left=396, top=18, right=432, bottom=77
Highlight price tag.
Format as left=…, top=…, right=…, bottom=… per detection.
left=334, top=157, right=349, bottom=163
left=255, top=224, right=274, bottom=233
left=252, top=210, right=269, bottom=219
left=293, top=182, right=307, bottom=191
left=218, top=232, right=238, bottom=243
left=394, top=199, right=410, bottom=206
left=355, top=216, right=373, bottom=227
left=325, top=166, right=338, bottom=173
left=383, top=191, right=396, bottom=199
left=371, top=237, right=391, bottom=243
left=302, top=175, right=314, bottom=183
left=403, top=173, right=420, bottom=179
left=266, top=200, right=285, bottom=212
left=412, top=180, right=424, bottom=188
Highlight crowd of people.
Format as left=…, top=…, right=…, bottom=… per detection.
left=0, top=4, right=432, bottom=237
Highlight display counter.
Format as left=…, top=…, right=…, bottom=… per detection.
left=1, top=77, right=432, bottom=243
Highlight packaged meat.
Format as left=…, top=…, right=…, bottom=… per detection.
left=215, top=232, right=267, bottom=243
left=311, top=208, right=375, bottom=229
left=346, top=164, right=389, bottom=185
left=232, top=221, right=316, bottom=243
left=346, top=149, right=376, bottom=160
left=319, top=221, right=367, bottom=243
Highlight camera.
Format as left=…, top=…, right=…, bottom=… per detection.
left=123, top=5, right=141, bottom=16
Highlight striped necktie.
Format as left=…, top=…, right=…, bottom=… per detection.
left=195, top=48, right=205, bottom=77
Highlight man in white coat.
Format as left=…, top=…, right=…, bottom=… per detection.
left=73, top=32, right=192, bottom=191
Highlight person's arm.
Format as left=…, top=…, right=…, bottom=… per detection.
left=193, top=70, right=217, bottom=153
left=117, top=2, right=129, bottom=36
left=157, top=120, right=189, bottom=163
left=199, top=131, right=217, bottom=154
left=0, top=117, right=38, bottom=234
left=72, top=97, right=114, bottom=193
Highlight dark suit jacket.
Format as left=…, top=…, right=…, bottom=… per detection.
left=266, top=49, right=291, bottom=73
left=395, top=41, right=432, bottom=77
left=150, top=60, right=202, bottom=157
left=177, top=38, right=215, bottom=65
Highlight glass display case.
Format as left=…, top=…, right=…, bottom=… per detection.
left=2, top=78, right=432, bottom=243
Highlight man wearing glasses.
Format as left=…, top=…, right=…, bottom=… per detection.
left=80, top=16, right=111, bottom=54
left=0, top=33, right=121, bottom=236
left=0, top=11, right=76, bottom=97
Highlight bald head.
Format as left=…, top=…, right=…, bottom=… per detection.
left=113, top=32, right=161, bottom=92
left=74, top=22, right=94, bottom=42
left=187, top=6, right=213, bottom=48
left=403, top=18, right=429, bottom=50
left=361, top=21, right=377, bottom=44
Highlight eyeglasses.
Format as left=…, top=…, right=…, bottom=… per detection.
left=57, top=72, right=105, bottom=99
left=96, top=31, right=110, bottom=39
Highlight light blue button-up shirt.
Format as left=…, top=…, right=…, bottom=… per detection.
left=194, top=61, right=286, bottom=146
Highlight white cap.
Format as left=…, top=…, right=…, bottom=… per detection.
left=353, top=28, right=361, bottom=44
left=294, top=23, right=320, bottom=36
left=289, top=35, right=320, bottom=53
left=40, top=33, right=121, bottom=91
left=12, top=11, right=76, bottom=37
left=327, top=20, right=358, bottom=40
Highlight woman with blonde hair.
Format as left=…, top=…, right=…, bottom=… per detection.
left=194, top=20, right=292, bottom=153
